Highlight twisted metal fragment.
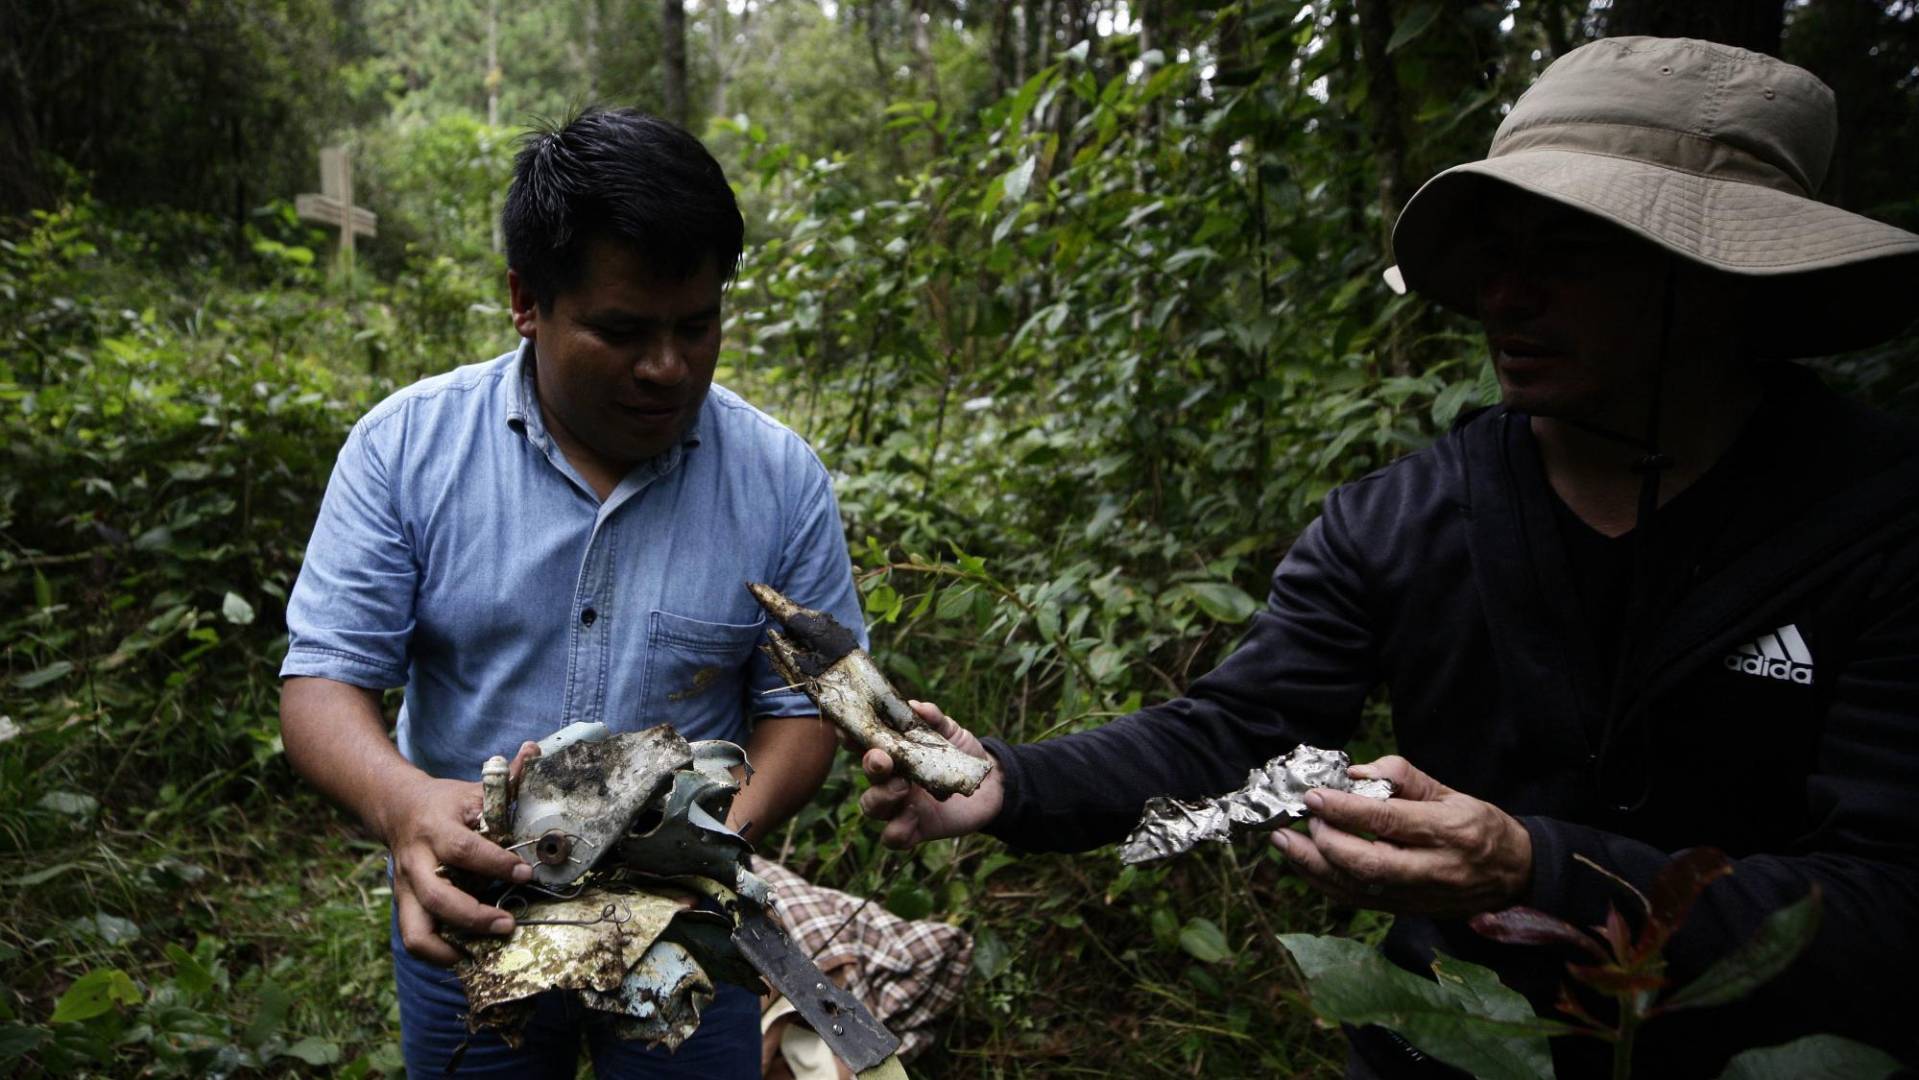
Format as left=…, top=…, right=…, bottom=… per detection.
left=1118, top=745, right=1394, bottom=864
left=748, top=582, right=991, bottom=798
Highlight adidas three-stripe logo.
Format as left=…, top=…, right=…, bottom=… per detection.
left=1723, top=624, right=1814, bottom=685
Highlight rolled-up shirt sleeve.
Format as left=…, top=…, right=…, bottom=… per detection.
left=748, top=467, right=867, bottom=722
left=280, top=417, right=417, bottom=689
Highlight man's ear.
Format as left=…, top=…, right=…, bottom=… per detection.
left=506, top=269, right=540, bottom=340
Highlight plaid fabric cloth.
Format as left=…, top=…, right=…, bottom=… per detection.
left=751, top=856, right=972, bottom=1063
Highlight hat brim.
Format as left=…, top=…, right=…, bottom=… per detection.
left=1392, top=151, right=1919, bottom=358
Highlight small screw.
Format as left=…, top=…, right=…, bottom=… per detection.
left=832, top=1024, right=843, bottom=1035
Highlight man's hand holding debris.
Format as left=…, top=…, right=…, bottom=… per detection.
left=858, top=701, right=1004, bottom=848
left=1269, top=755, right=1533, bottom=917
left=281, top=677, right=545, bottom=965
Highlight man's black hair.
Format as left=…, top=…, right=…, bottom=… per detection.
left=502, top=107, right=743, bottom=310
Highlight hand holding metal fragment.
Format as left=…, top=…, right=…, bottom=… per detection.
left=444, top=721, right=904, bottom=1072
left=748, top=581, right=992, bottom=798
left=1117, top=745, right=1395, bottom=865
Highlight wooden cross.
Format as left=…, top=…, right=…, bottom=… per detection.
left=295, top=146, right=377, bottom=276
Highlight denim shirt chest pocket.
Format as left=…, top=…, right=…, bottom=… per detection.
left=644, top=609, right=766, bottom=737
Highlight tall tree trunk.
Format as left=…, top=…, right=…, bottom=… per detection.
left=488, top=0, right=503, bottom=254
left=1354, top=0, right=1411, bottom=248
left=0, top=5, right=43, bottom=212
left=709, top=0, right=729, bottom=118
left=1034, top=0, right=1057, bottom=71
left=1536, top=0, right=1573, bottom=59
left=662, top=0, right=688, bottom=127
left=990, top=1, right=1014, bottom=97
left=229, top=112, right=245, bottom=261
left=486, top=0, right=501, bottom=127
left=1013, top=1, right=1030, bottom=85
left=911, top=0, right=944, bottom=154
left=582, top=0, right=600, bottom=101
left=1603, top=0, right=1785, bottom=56
left=1331, top=0, right=1370, bottom=234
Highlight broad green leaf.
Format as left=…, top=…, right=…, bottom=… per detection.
left=50, top=969, right=141, bottom=1023
left=1662, top=889, right=1820, bottom=1012
left=1180, top=582, right=1260, bottom=623
left=12, top=661, right=74, bottom=690
left=221, top=591, right=255, bottom=625
left=1386, top=4, right=1440, bottom=54
left=1430, top=955, right=1555, bottom=1079
left=864, top=584, right=898, bottom=615
left=281, top=1036, right=342, bottom=1066
left=69, top=912, right=140, bottom=945
left=1162, top=246, right=1217, bottom=274
left=1279, top=935, right=1567, bottom=1080
left=164, top=944, right=214, bottom=995
left=1086, top=642, right=1128, bottom=684
left=1003, top=67, right=1054, bottom=132
left=1431, top=379, right=1484, bottom=428
left=0, top=1023, right=46, bottom=1062
left=971, top=926, right=1011, bottom=980
left=885, top=880, right=935, bottom=922
left=243, top=982, right=292, bottom=1048
left=1002, top=157, right=1037, bottom=204
left=1178, top=917, right=1230, bottom=964
left=1278, top=931, right=1374, bottom=978
left=935, top=584, right=977, bottom=621
left=1715, top=1034, right=1902, bottom=1080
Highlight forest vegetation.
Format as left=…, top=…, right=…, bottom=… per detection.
left=3, top=0, right=1917, bottom=1075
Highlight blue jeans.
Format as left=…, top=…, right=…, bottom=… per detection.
left=390, top=913, right=761, bottom=1078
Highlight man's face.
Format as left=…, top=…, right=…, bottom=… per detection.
left=509, top=240, right=723, bottom=472
left=1468, top=197, right=1670, bottom=425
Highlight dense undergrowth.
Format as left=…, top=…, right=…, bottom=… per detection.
left=0, top=20, right=1492, bottom=1073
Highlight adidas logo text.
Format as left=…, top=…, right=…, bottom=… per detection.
left=1724, top=624, right=1813, bottom=686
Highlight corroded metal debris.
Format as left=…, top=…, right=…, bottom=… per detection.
left=1117, top=745, right=1395, bottom=864
left=459, top=886, right=705, bottom=1047
left=748, top=582, right=992, bottom=798
left=445, top=722, right=904, bottom=1071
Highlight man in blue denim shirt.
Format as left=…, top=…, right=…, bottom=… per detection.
left=278, top=109, right=865, bottom=1077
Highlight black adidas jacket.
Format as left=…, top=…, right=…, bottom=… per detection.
left=982, top=365, right=1919, bottom=1077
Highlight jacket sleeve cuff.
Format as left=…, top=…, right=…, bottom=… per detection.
left=1518, top=814, right=1575, bottom=914
left=976, top=736, right=1031, bottom=851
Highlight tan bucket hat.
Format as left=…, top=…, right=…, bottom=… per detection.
left=1389, top=36, right=1919, bottom=358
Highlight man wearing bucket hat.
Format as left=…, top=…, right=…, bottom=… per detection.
left=860, top=37, right=1919, bottom=1076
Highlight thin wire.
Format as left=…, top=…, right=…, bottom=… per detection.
left=808, top=851, right=895, bottom=962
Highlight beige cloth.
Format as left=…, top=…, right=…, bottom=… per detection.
left=752, top=857, right=971, bottom=1079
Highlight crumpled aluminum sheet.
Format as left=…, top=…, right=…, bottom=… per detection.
left=585, top=939, right=715, bottom=1050
left=455, top=885, right=704, bottom=1046
left=1118, top=745, right=1394, bottom=864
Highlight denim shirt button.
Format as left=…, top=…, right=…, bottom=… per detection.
left=580, top=607, right=598, bottom=626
